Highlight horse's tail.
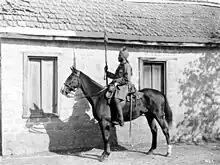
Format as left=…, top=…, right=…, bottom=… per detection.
left=164, top=95, right=173, bottom=128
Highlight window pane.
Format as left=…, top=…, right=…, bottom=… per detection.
left=142, top=62, right=165, bottom=94
left=42, top=59, right=55, bottom=114
left=28, top=59, right=41, bottom=114
left=143, top=65, right=152, bottom=88
left=152, top=65, right=161, bottom=91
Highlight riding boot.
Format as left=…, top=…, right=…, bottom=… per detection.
left=112, top=98, right=124, bottom=126
left=117, top=105, right=124, bottom=126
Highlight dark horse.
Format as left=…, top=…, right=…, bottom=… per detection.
left=61, top=66, right=173, bottom=162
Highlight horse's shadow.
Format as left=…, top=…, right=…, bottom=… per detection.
left=25, top=89, right=127, bottom=161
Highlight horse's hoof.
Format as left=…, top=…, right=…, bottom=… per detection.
left=99, top=152, right=110, bottom=162
left=166, top=152, right=172, bottom=157
left=166, top=145, right=172, bottom=157
left=146, top=150, right=154, bottom=155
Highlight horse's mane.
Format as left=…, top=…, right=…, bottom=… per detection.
left=80, top=71, right=105, bottom=89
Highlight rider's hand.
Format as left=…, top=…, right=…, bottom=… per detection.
left=114, top=81, right=119, bottom=87
left=112, top=79, right=117, bottom=83
left=104, top=65, right=108, bottom=72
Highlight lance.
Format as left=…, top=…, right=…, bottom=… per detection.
left=103, top=4, right=108, bottom=86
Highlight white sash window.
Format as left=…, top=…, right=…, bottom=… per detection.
left=140, top=59, right=166, bottom=94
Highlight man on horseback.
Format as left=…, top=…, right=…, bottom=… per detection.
left=104, top=47, right=132, bottom=126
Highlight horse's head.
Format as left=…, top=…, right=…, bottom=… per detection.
left=61, top=66, right=81, bottom=98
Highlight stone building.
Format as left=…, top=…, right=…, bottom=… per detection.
left=0, top=0, right=219, bottom=156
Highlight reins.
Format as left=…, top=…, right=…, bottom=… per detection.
left=78, top=87, right=107, bottom=99
left=67, top=85, right=107, bottom=100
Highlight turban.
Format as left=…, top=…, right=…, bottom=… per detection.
left=119, top=47, right=129, bottom=59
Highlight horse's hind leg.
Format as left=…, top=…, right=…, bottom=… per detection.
left=99, top=119, right=111, bottom=162
left=145, top=112, right=158, bottom=155
left=155, top=115, right=172, bottom=157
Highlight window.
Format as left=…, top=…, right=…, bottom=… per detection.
left=23, top=55, right=58, bottom=118
left=139, top=60, right=166, bottom=94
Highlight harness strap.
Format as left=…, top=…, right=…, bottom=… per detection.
left=129, top=94, right=133, bottom=137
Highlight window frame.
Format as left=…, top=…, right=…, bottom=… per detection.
left=139, top=58, right=167, bottom=95
left=23, top=52, right=59, bottom=118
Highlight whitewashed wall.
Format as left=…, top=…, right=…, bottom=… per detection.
left=1, top=43, right=75, bottom=155
left=1, top=40, right=218, bottom=155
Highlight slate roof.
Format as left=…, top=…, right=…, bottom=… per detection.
left=0, top=0, right=220, bottom=43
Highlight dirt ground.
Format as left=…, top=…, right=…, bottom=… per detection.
left=1, top=142, right=220, bottom=165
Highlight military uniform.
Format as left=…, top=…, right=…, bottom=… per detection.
left=105, top=47, right=132, bottom=126
left=107, top=61, right=132, bottom=100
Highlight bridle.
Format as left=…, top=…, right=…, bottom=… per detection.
left=64, top=69, right=107, bottom=98
left=64, top=82, right=76, bottom=92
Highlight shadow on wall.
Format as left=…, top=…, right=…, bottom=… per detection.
left=175, top=51, right=220, bottom=143
left=25, top=89, right=121, bottom=153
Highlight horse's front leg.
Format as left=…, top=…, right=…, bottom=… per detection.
left=99, top=119, right=111, bottom=162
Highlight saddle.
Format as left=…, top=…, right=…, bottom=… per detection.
left=105, top=83, right=147, bottom=123
left=105, top=83, right=138, bottom=104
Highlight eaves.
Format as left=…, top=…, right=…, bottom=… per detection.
left=0, top=27, right=219, bottom=48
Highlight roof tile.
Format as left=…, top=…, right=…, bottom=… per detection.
left=17, top=20, right=26, bottom=27
left=51, top=23, right=59, bottom=30
left=37, top=16, right=47, bottom=23
left=29, top=16, right=37, bottom=22
left=65, top=23, right=73, bottom=30
left=75, top=25, right=84, bottom=31
left=7, top=20, right=17, bottom=27
left=41, top=22, right=49, bottom=29
left=1, top=20, right=8, bottom=27
left=58, top=23, right=67, bottom=30
left=26, top=21, right=35, bottom=28
left=0, top=0, right=219, bottom=43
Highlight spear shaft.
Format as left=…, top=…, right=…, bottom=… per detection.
left=103, top=2, right=108, bottom=86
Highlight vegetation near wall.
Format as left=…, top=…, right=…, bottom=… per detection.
left=175, top=51, right=220, bottom=143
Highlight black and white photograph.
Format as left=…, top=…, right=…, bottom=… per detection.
left=0, top=0, right=220, bottom=164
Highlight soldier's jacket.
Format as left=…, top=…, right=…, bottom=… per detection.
left=107, top=61, right=132, bottom=100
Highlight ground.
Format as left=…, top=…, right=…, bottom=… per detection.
left=1, top=142, right=220, bottom=165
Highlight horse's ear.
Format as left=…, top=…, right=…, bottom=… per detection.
left=70, top=66, right=80, bottom=77
left=70, top=66, right=76, bottom=72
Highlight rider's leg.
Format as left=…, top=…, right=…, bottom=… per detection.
left=113, top=98, right=124, bottom=126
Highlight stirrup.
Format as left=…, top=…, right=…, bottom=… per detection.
left=112, top=120, right=124, bottom=126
